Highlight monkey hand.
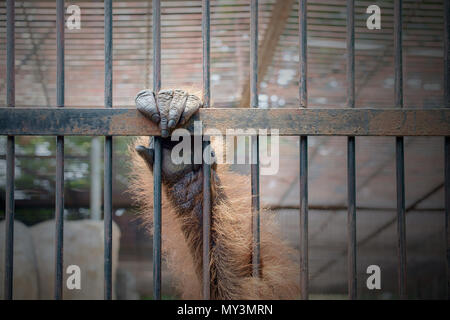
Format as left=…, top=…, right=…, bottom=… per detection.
left=134, top=89, right=203, bottom=182
left=135, top=89, right=202, bottom=138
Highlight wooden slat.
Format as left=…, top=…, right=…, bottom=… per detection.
left=0, top=107, right=449, bottom=136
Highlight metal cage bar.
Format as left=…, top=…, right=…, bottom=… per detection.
left=346, top=0, right=357, bottom=300
left=250, top=0, right=261, bottom=279
left=54, top=0, right=65, bottom=300
left=4, top=0, right=15, bottom=301
left=299, top=0, right=308, bottom=300
left=152, top=0, right=162, bottom=301
left=104, top=0, right=113, bottom=300
left=444, top=0, right=450, bottom=300
left=202, top=0, right=212, bottom=300
left=394, top=0, right=407, bottom=300
left=1, top=108, right=449, bottom=137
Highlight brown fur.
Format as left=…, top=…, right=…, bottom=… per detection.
left=128, top=136, right=300, bottom=300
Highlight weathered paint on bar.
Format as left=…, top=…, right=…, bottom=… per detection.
left=1, top=108, right=449, bottom=137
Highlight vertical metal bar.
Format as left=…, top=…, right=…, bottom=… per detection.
left=201, top=0, right=211, bottom=300
left=153, top=135, right=162, bottom=300
left=152, top=0, right=162, bottom=301
left=394, top=0, right=407, bottom=300
left=104, top=0, right=113, bottom=300
left=4, top=0, right=15, bottom=301
left=347, top=137, right=356, bottom=298
left=54, top=0, right=65, bottom=300
left=250, top=0, right=261, bottom=279
left=346, top=0, right=357, bottom=300
left=299, top=0, right=308, bottom=300
left=443, top=0, right=449, bottom=300
left=446, top=136, right=449, bottom=299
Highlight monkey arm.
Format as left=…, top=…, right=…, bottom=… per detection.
left=132, top=89, right=299, bottom=299
left=135, top=89, right=251, bottom=298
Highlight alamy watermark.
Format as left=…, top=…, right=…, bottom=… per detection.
left=366, top=265, right=381, bottom=290
left=366, top=5, right=381, bottom=30
left=170, top=121, right=280, bottom=175
left=66, top=265, right=81, bottom=290
left=66, top=4, right=81, bottom=30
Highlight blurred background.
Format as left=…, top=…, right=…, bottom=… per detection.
left=0, top=0, right=447, bottom=299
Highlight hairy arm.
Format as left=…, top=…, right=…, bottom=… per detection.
left=132, top=89, right=300, bottom=300
left=134, top=89, right=251, bottom=299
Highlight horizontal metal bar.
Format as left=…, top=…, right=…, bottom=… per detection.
left=0, top=107, right=449, bottom=136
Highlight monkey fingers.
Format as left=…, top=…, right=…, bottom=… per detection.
left=179, top=94, right=203, bottom=125
left=135, top=90, right=160, bottom=123
left=157, top=89, right=174, bottom=138
left=136, top=89, right=203, bottom=137
left=168, top=89, right=188, bottom=129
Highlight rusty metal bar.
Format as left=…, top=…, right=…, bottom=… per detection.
left=394, top=0, right=407, bottom=300
left=250, top=0, right=261, bottom=279
left=4, top=0, right=15, bottom=301
left=202, top=0, right=211, bottom=300
left=104, top=0, right=113, bottom=300
left=152, top=0, right=162, bottom=301
left=299, top=0, right=308, bottom=300
left=1, top=108, right=449, bottom=137
left=54, top=0, right=65, bottom=300
left=346, top=0, right=357, bottom=300
left=444, top=0, right=450, bottom=300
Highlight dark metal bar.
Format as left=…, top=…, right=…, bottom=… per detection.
left=153, top=136, right=162, bottom=300
left=250, top=0, right=261, bottom=279
left=299, top=0, right=308, bottom=300
left=4, top=0, right=15, bottom=301
left=54, top=0, right=65, bottom=300
left=346, top=0, right=355, bottom=109
left=201, top=0, right=211, bottom=300
left=299, top=137, right=308, bottom=299
left=446, top=135, right=449, bottom=299
left=394, top=0, right=407, bottom=300
left=1, top=108, right=450, bottom=137
left=347, top=136, right=357, bottom=299
left=104, top=0, right=113, bottom=300
left=396, top=136, right=407, bottom=298
left=444, top=0, right=449, bottom=300
left=202, top=139, right=211, bottom=299
left=152, top=0, right=162, bottom=301
left=299, top=0, right=307, bottom=109
left=346, top=0, right=357, bottom=300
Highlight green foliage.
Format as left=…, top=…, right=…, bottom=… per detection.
left=0, top=135, right=135, bottom=226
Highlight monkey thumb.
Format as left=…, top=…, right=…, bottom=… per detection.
left=136, top=145, right=154, bottom=169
